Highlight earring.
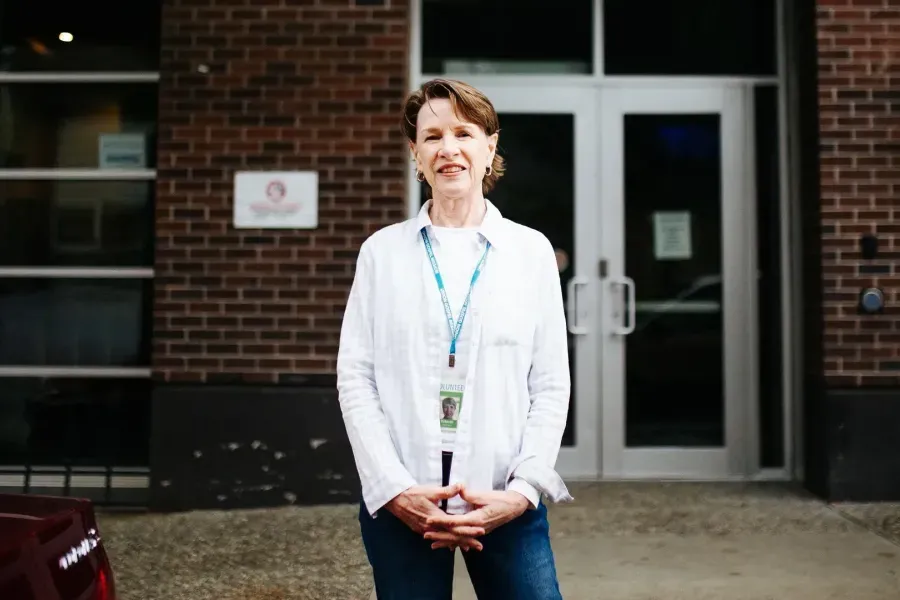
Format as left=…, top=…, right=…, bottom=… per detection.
left=485, top=166, right=492, bottom=176
left=416, top=170, right=425, bottom=182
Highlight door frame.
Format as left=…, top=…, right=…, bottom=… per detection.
left=598, top=83, right=760, bottom=479
left=404, top=85, right=604, bottom=479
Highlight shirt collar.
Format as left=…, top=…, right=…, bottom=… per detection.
left=416, top=198, right=507, bottom=249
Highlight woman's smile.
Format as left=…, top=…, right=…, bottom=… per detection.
left=437, top=163, right=467, bottom=177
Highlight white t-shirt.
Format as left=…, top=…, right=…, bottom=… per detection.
left=430, top=226, right=487, bottom=452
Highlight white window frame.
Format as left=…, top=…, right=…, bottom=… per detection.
left=0, top=69, right=158, bottom=491
left=0, top=70, right=159, bottom=379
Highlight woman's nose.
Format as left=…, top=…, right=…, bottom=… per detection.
left=438, top=135, right=459, bottom=155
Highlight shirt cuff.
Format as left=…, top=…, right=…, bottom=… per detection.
left=507, top=477, right=541, bottom=509
left=364, top=476, right=418, bottom=518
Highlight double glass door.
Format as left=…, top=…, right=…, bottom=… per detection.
left=441, top=83, right=756, bottom=480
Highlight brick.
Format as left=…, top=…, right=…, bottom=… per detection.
left=154, top=0, right=409, bottom=382
left=817, top=3, right=900, bottom=382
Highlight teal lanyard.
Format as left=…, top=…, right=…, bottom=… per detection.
left=421, top=228, right=490, bottom=367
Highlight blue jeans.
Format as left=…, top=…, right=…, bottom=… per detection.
left=359, top=500, right=563, bottom=599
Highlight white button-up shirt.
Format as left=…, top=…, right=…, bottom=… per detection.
left=337, top=200, right=573, bottom=516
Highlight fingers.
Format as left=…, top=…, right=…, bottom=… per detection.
left=436, top=539, right=482, bottom=552
left=432, top=539, right=481, bottom=551
left=458, top=487, right=489, bottom=505
left=440, top=525, right=485, bottom=537
left=425, top=523, right=485, bottom=537
left=456, top=537, right=483, bottom=551
left=426, top=531, right=483, bottom=551
left=430, top=540, right=456, bottom=550
left=425, top=482, right=463, bottom=501
left=425, top=530, right=464, bottom=543
left=424, top=514, right=461, bottom=528
left=426, top=509, right=487, bottom=529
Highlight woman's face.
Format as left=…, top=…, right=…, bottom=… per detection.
left=411, top=98, right=497, bottom=202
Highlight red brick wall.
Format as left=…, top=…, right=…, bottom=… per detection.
left=154, top=0, right=410, bottom=383
left=816, top=1, right=900, bottom=386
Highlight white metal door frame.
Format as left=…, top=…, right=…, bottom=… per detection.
left=598, top=84, right=759, bottom=479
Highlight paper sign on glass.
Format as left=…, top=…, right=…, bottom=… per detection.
left=653, top=211, right=692, bottom=260
left=99, top=134, right=146, bottom=169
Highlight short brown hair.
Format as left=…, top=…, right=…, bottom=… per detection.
left=401, top=78, right=505, bottom=194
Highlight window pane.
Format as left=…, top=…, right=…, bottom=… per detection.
left=0, top=278, right=150, bottom=367
left=0, top=0, right=160, bottom=72
left=0, top=180, right=154, bottom=267
left=603, top=0, right=776, bottom=76
left=624, top=114, right=725, bottom=447
left=0, top=377, right=150, bottom=466
left=0, top=83, right=157, bottom=169
left=422, top=0, right=593, bottom=75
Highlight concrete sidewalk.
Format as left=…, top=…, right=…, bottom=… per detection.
left=97, top=481, right=900, bottom=599
left=373, top=483, right=900, bottom=599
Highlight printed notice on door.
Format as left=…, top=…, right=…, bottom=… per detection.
left=653, top=211, right=692, bottom=260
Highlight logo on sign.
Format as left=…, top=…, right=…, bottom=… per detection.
left=250, top=180, right=301, bottom=217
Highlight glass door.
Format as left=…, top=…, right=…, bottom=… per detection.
left=599, top=85, right=756, bottom=478
left=418, top=84, right=601, bottom=478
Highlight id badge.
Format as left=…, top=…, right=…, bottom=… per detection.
left=439, top=382, right=464, bottom=431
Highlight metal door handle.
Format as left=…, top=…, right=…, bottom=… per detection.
left=566, top=276, right=589, bottom=335
left=609, top=276, right=636, bottom=335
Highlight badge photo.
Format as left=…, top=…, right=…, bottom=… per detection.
left=439, top=391, right=463, bottom=429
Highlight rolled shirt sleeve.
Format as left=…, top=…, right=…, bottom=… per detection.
left=337, top=240, right=418, bottom=516
left=506, top=236, right=574, bottom=507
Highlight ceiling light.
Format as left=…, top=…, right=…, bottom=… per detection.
left=58, top=32, right=73, bottom=43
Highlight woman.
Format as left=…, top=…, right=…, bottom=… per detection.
left=337, top=78, right=573, bottom=599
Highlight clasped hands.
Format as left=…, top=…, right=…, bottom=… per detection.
left=385, top=483, right=530, bottom=552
